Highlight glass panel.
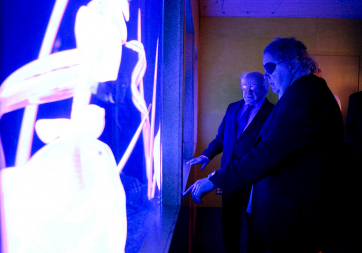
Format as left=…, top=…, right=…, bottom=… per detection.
left=0, top=0, right=163, bottom=252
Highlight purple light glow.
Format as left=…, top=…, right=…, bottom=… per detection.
left=1, top=0, right=163, bottom=251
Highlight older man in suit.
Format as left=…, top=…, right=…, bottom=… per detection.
left=187, top=71, right=274, bottom=253
left=189, top=37, right=345, bottom=252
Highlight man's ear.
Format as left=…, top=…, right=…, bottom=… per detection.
left=287, top=58, right=300, bottom=74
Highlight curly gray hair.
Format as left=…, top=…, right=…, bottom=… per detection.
left=263, top=37, right=318, bottom=75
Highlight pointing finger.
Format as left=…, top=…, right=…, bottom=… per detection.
left=182, top=185, right=193, bottom=197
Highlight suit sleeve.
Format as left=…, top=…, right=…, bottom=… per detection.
left=210, top=79, right=342, bottom=191
left=201, top=106, right=230, bottom=161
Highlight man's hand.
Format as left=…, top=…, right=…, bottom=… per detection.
left=190, top=178, right=216, bottom=204
left=186, top=155, right=209, bottom=171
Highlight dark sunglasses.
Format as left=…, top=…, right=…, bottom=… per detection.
left=263, top=60, right=285, bottom=75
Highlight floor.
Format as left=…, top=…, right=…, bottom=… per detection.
left=169, top=206, right=361, bottom=253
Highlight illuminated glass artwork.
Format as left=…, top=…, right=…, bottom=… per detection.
left=0, top=0, right=163, bottom=252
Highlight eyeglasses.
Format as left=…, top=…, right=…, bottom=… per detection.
left=263, top=60, right=285, bottom=75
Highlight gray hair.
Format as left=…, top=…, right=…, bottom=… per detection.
left=264, top=37, right=318, bottom=76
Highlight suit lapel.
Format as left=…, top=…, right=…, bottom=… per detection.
left=232, top=100, right=244, bottom=139
left=254, top=100, right=280, bottom=147
left=237, top=99, right=270, bottom=141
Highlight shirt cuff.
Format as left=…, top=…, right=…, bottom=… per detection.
left=208, top=171, right=218, bottom=186
left=200, top=155, right=209, bottom=162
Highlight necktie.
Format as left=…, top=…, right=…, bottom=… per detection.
left=236, top=104, right=253, bottom=138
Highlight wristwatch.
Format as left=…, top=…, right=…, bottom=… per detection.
left=207, top=170, right=217, bottom=180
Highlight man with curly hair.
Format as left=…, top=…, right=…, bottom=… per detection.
left=189, top=37, right=345, bottom=252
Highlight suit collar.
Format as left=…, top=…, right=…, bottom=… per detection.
left=237, top=98, right=270, bottom=141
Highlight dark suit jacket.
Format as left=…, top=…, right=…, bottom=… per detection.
left=346, top=91, right=362, bottom=166
left=210, top=75, right=345, bottom=251
left=344, top=92, right=362, bottom=229
left=202, top=98, right=274, bottom=175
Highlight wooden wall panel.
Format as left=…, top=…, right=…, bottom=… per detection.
left=313, top=55, right=360, bottom=126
